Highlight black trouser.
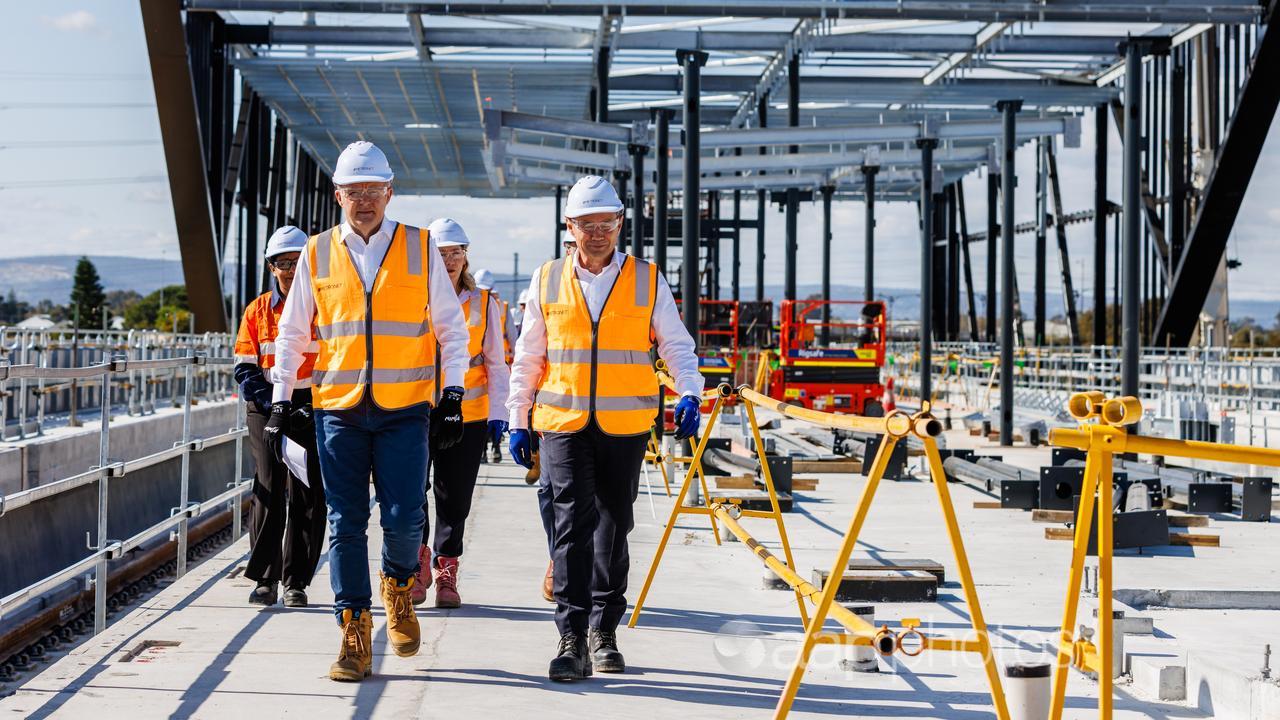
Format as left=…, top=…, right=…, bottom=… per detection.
left=422, top=420, right=489, bottom=559
left=541, top=422, right=648, bottom=635
left=245, top=389, right=326, bottom=589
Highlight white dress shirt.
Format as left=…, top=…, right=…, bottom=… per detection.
left=272, top=217, right=471, bottom=403
left=458, top=287, right=512, bottom=422
left=506, top=250, right=703, bottom=430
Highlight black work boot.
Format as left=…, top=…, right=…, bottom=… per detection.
left=283, top=586, right=308, bottom=607
left=589, top=627, right=625, bottom=673
left=548, top=631, right=592, bottom=682
left=248, top=581, right=277, bottom=606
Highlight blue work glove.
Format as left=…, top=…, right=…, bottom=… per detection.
left=430, top=386, right=466, bottom=450
left=509, top=429, right=535, bottom=468
left=673, top=395, right=701, bottom=441
left=488, top=419, right=508, bottom=444
left=262, top=400, right=292, bottom=462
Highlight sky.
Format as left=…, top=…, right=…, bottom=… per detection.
left=3, top=2, right=1280, bottom=310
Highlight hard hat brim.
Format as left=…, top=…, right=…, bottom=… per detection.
left=564, top=203, right=623, bottom=219
left=332, top=173, right=394, bottom=185
left=435, top=239, right=470, bottom=248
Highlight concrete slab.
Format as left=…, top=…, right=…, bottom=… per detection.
left=0, top=415, right=1232, bottom=718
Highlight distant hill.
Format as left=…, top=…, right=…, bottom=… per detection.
left=2, top=256, right=1275, bottom=327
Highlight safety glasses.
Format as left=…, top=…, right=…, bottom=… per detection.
left=570, top=216, right=622, bottom=234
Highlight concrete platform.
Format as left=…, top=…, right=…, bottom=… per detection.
left=3, top=415, right=1260, bottom=718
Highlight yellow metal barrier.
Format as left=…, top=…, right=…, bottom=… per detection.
left=629, top=384, right=1010, bottom=720
left=1046, top=392, right=1280, bottom=720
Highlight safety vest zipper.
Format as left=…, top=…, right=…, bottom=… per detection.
left=364, top=289, right=374, bottom=396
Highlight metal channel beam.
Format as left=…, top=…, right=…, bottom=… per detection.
left=141, top=0, right=227, bottom=333
left=484, top=108, right=636, bottom=144
left=188, top=2, right=1264, bottom=24
left=228, top=25, right=1128, bottom=56
left=699, top=116, right=1080, bottom=149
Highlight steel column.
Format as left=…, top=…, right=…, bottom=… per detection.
left=997, top=100, right=1021, bottom=446
left=1094, top=104, right=1108, bottom=344
left=784, top=54, right=800, bottom=303
left=679, top=50, right=707, bottom=338
left=631, top=145, right=645, bottom=258
left=820, top=185, right=834, bottom=343
left=654, top=109, right=671, bottom=278
left=986, top=165, right=998, bottom=342
left=732, top=186, right=742, bottom=302
left=756, top=93, right=768, bottom=304
left=554, top=184, right=563, bottom=258
left=1034, top=138, right=1047, bottom=345
left=957, top=180, right=979, bottom=341
left=863, top=165, right=878, bottom=302
left=946, top=185, right=961, bottom=340
left=1122, top=43, right=1143, bottom=398
left=917, top=138, right=937, bottom=402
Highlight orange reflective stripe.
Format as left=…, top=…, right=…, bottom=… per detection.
left=461, top=288, right=490, bottom=421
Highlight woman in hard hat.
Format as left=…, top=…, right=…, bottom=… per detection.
left=233, top=226, right=327, bottom=608
left=472, top=268, right=509, bottom=464
left=409, top=218, right=511, bottom=608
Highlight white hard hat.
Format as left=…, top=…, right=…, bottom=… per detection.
left=265, top=226, right=308, bottom=258
left=561, top=231, right=577, bottom=246
left=332, top=141, right=394, bottom=185
left=428, top=217, right=470, bottom=248
left=564, top=175, right=623, bottom=218
left=473, top=269, right=495, bottom=290
left=518, top=289, right=530, bottom=305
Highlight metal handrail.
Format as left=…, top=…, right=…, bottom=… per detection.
left=0, top=351, right=248, bottom=636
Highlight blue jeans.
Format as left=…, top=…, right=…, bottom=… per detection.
left=315, top=398, right=429, bottom=615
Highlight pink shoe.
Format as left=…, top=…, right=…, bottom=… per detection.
left=411, top=546, right=432, bottom=606
left=434, top=556, right=461, bottom=609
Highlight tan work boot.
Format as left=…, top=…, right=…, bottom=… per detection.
left=380, top=573, right=421, bottom=657
left=329, top=609, right=373, bottom=682
left=524, top=449, right=541, bottom=484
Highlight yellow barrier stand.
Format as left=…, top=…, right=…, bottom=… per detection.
left=628, top=382, right=810, bottom=629
left=630, top=383, right=1010, bottom=720
left=1046, top=392, right=1280, bottom=720
left=760, top=394, right=1009, bottom=720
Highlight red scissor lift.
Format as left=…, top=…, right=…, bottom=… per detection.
left=768, top=299, right=888, bottom=415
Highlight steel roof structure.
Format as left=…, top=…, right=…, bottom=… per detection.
left=146, top=0, right=1277, bottom=422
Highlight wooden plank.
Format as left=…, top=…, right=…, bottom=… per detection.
left=792, top=460, right=860, bottom=474
left=791, top=477, right=819, bottom=491
left=1170, top=532, right=1220, bottom=547
left=1046, top=526, right=1219, bottom=547
left=973, top=501, right=1004, bottom=509
left=1033, top=509, right=1074, bottom=524
left=1168, top=515, right=1210, bottom=528
left=715, top=476, right=758, bottom=490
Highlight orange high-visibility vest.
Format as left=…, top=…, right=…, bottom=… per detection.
left=307, top=223, right=436, bottom=410
left=233, top=291, right=318, bottom=385
left=532, top=254, right=659, bottom=436
left=460, top=288, right=491, bottom=422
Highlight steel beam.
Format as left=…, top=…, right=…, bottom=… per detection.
left=1047, top=142, right=1082, bottom=345
left=863, top=164, right=878, bottom=302
left=986, top=160, right=998, bottom=343
left=189, top=2, right=1264, bottom=24
left=697, top=145, right=988, bottom=175
left=821, top=185, right=833, bottom=342
left=699, top=115, right=1080, bottom=149
left=1155, top=21, right=1280, bottom=344
left=1122, top=44, right=1142, bottom=398
left=1034, top=138, right=1047, bottom=345
left=679, top=50, right=707, bottom=339
left=957, top=180, right=979, bottom=341
left=654, top=109, right=671, bottom=277
left=631, top=143, right=645, bottom=258
left=229, top=24, right=1130, bottom=56
left=1094, top=104, right=1108, bottom=344
left=784, top=53, right=800, bottom=304
left=756, top=93, right=767, bottom=304
left=141, top=0, right=227, bottom=332
left=997, top=99, right=1020, bottom=446
left=918, top=137, right=937, bottom=402
left=732, top=186, right=741, bottom=302
left=484, top=108, right=635, bottom=144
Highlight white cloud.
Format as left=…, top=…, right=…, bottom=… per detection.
left=41, top=10, right=99, bottom=33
